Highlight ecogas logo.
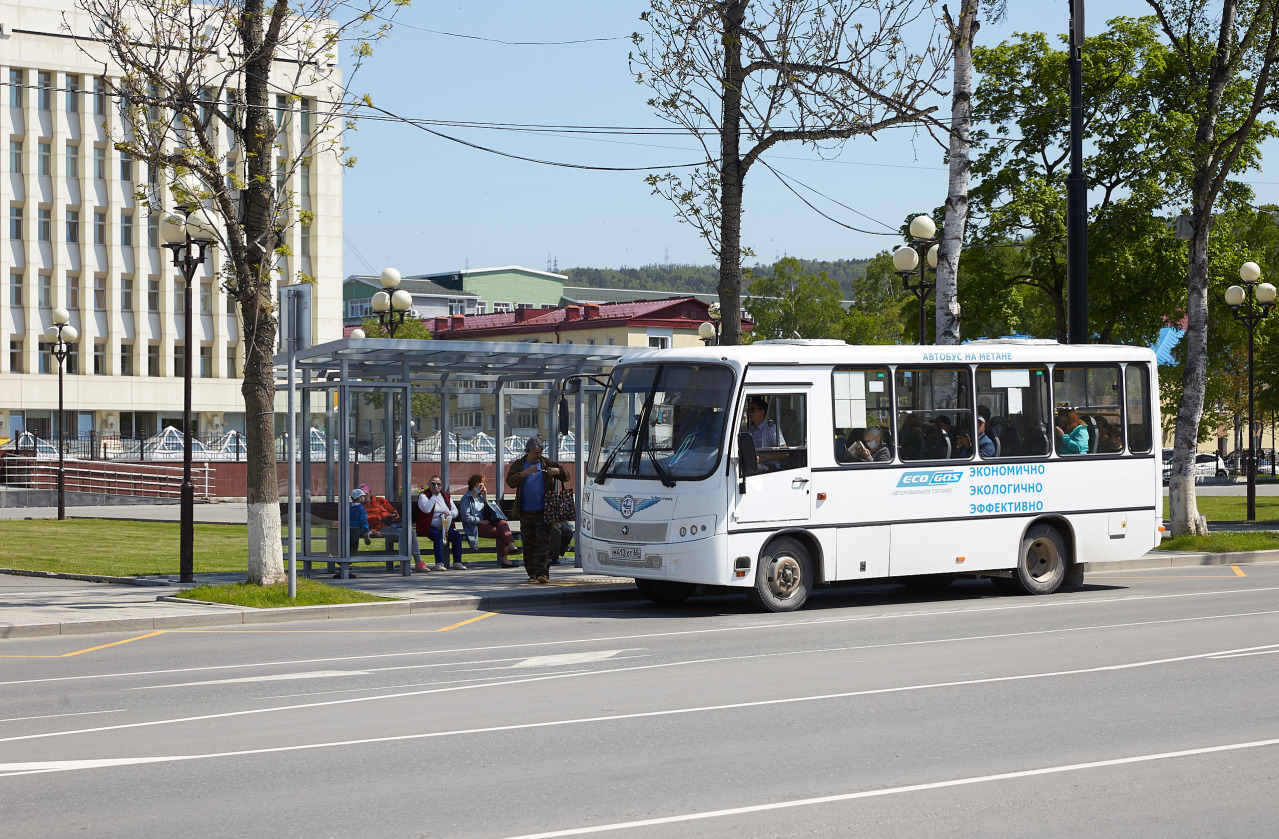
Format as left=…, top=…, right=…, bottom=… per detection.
left=896, top=470, right=964, bottom=488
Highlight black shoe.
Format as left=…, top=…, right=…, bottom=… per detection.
left=331, top=572, right=357, bottom=579
left=549, top=559, right=562, bottom=566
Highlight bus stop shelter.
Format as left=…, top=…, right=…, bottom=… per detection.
left=275, top=337, right=632, bottom=575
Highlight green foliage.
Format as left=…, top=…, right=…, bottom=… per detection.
left=744, top=258, right=846, bottom=341
left=1158, top=532, right=1279, bottom=551
left=359, top=315, right=440, bottom=420
left=844, top=252, right=911, bottom=345
left=176, top=578, right=397, bottom=606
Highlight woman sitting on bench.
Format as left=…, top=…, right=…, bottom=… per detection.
left=416, top=477, right=466, bottom=571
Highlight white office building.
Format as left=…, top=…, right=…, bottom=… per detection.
left=0, top=0, right=344, bottom=443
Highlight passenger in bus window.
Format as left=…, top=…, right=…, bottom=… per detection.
left=976, top=415, right=996, bottom=458
left=746, top=397, right=787, bottom=471
left=1055, top=409, right=1090, bottom=455
left=846, top=426, right=891, bottom=463
left=925, top=415, right=956, bottom=459
left=898, top=413, right=926, bottom=460
left=1096, top=416, right=1122, bottom=453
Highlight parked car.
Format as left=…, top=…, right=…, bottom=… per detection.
left=1163, top=450, right=1228, bottom=483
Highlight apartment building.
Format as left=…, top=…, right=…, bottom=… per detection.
left=0, top=0, right=343, bottom=442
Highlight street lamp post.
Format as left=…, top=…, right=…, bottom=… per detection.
left=698, top=302, right=722, bottom=345
left=371, top=267, right=412, bottom=337
left=1225, top=261, right=1277, bottom=523
left=48, top=308, right=79, bottom=521
left=893, top=214, right=940, bottom=345
left=161, top=186, right=216, bottom=584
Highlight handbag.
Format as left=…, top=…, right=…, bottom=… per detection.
left=543, top=476, right=576, bottom=525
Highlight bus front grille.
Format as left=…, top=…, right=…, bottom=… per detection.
left=593, top=519, right=669, bottom=542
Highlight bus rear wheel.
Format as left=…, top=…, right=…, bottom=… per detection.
left=635, top=578, right=696, bottom=605
left=1009, top=524, right=1067, bottom=595
left=748, top=538, right=812, bottom=612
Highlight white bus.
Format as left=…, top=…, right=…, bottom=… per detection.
left=578, top=339, right=1161, bottom=612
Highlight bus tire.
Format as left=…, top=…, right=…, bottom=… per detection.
left=748, top=538, right=812, bottom=612
left=900, top=574, right=958, bottom=591
left=635, top=578, right=696, bottom=605
left=1010, top=524, right=1067, bottom=595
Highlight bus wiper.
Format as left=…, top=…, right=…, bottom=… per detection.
left=642, top=439, right=677, bottom=488
left=595, top=426, right=637, bottom=485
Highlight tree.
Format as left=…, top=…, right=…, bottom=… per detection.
left=844, top=251, right=911, bottom=344
left=631, top=0, right=949, bottom=345
left=78, top=0, right=407, bottom=583
left=744, top=258, right=846, bottom=340
left=962, top=18, right=1209, bottom=347
left=1142, top=0, right=1279, bottom=536
left=359, top=316, right=440, bottom=425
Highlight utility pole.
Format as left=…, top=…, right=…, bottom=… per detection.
left=1066, top=0, right=1088, bottom=344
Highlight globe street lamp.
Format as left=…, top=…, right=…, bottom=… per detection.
left=1225, top=260, right=1277, bottom=523
left=698, top=301, right=722, bottom=346
left=47, top=308, right=79, bottom=520
left=161, top=174, right=217, bottom=583
left=371, top=267, right=412, bottom=337
left=894, top=214, right=940, bottom=345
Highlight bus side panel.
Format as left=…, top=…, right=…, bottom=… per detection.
left=1068, top=509, right=1160, bottom=564
left=889, top=519, right=1017, bottom=576
left=835, top=525, right=890, bottom=580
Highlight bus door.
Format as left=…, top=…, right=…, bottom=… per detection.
left=733, top=389, right=811, bottom=524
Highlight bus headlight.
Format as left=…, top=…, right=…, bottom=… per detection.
left=581, top=515, right=592, bottom=534
left=674, top=516, right=715, bottom=541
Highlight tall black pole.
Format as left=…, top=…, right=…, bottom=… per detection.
left=917, top=259, right=928, bottom=346
left=1247, top=318, right=1256, bottom=522
left=57, top=344, right=66, bottom=521
left=180, top=234, right=195, bottom=583
left=1067, top=0, right=1088, bottom=344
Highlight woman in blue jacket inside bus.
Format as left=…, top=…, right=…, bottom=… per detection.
left=1054, top=409, right=1091, bottom=455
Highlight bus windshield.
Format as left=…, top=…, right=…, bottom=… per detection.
left=589, top=363, right=735, bottom=482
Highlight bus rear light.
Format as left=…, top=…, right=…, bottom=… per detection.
left=1158, top=525, right=1166, bottom=531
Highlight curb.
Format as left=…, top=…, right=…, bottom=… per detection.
left=1085, top=549, right=1279, bottom=572
left=0, top=568, right=172, bottom=587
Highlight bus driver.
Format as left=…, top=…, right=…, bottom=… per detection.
left=746, top=396, right=788, bottom=471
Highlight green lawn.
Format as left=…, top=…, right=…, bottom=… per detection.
left=1161, top=532, right=1279, bottom=553
left=1162, top=496, right=1279, bottom=523
left=175, top=578, right=396, bottom=607
left=0, top=518, right=507, bottom=578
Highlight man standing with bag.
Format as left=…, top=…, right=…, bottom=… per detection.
left=505, top=436, right=569, bottom=584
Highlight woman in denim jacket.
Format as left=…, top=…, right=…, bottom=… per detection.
left=457, top=474, right=517, bottom=567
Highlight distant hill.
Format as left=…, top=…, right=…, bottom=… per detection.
left=564, top=259, right=871, bottom=299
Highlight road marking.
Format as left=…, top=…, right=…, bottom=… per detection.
left=2, top=637, right=1277, bottom=748
left=0, top=710, right=125, bottom=723
left=1209, top=649, right=1279, bottom=659
left=4, top=584, right=1279, bottom=688
left=436, top=612, right=495, bottom=632
left=494, top=737, right=1279, bottom=839
left=132, top=670, right=370, bottom=689
left=513, top=651, right=625, bottom=668
left=0, top=631, right=167, bottom=660
left=1233, top=565, right=1247, bottom=577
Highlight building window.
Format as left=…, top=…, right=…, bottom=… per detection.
left=275, top=94, right=287, bottom=129
left=516, top=303, right=532, bottom=310
left=476, top=302, right=486, bottom=315
left=39, top=274, right=51, bottom=307
left=300, top=226, right=311, bottom=258
left=147, top=214, right=159, bottom=248
left=300, top=162, right=311, bottom=195
left=93, top=276, right=106, bottom=310
left=227, top=292, right=237, bottom=315
left=301, top=98, right=312, bottom=137
left=226, top=347, right=237, bottom=378
left=65, top=75, right=80, bottom=113
left=606, top=337, right=616, bottom=345
left=494, top=301, right=512, bottom=313
left=200, top=281, right=212, bottom=315
left=93, top=341, right=105, bottom=374
left=66, top=143, right=79, bottom=178
left=10, top=338, right=23, bottom=374
left=276, top=158, right=286, bottom=194
left=147, top=343, right=160, bottom=377
left=38, top=342, right=52, bottom=374
left=587, top=338, right=596, bottom=345
left=121, top=343, right=134, bottom=376
left=200, top=345, right=213, bottom=378
left=38, top=209, right=51, bottom=242
left=174, top=343, right=185, bottom=378
left=67, top=276, right=80, bottom=309
left=175, top=278, right=186, bottom=315
left=94, top=212, right=106, bottom=245
left=120, top=152, right=133, bottom=183
left=94, top=77, right=106, bottom=116
left=37, top=72, right=51, bottom=111
left=10, top=271, right=23, bottom=306
left=9, top=206, right=21, bottom=241
left=66, top=210, right=80, bottom=244
left=38, top=142, right=51, bottom=176
left=9, top=69, right=22, bottom=107
left=147, top=277, right=159, bottom=312
left=93, top=146, right=106, bottom=181
left=65, top=343, right=80, bottom=375
left=121, top=276, right=134, bottom=310
left=8, top=140, right=20, bottom=174
left=120, top=212, right=133, bottom=246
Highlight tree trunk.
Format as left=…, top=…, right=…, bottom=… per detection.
left=935, top=0, right=978, bottom=346
left=1168, top=207, right=1212, bottom=536
left=717, top=0, right=747, bottom=346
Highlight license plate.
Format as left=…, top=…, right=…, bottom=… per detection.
left=610, top=546, right=642, bottom=561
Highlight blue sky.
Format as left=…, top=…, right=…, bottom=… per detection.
left=341, top=1, right=1275, bottom=277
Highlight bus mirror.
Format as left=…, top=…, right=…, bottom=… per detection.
left=558, top=396, right=570, bottom=436
left=737, top=431, right=758, bottom=478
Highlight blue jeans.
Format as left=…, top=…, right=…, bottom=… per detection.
left=429, top=526, right=463, bottom=566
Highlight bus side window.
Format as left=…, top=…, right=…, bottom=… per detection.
left=1053, top=365, right=1122, bottom=456
left=833, top=367, right=893, bottom=465
left=976, top=366, right=1052, bottom=458
left=1125, top=364, right=1152, bottom=453
left=895, top=367, right=973, bottom=462
left=742, top=393, right=807, bottom=473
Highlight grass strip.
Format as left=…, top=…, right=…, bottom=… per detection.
left=1159, top=532, right=1279, bottom=553
left=1161, top=496, right=1279, bottom=523
left=174, top=577, right=396, bottom=607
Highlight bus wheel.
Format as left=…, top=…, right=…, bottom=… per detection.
left=635, top=578, right=696, bottom=605
left=1010, top=524, right=1067, bottom=595
left=748, top=538, right=812, bottom=612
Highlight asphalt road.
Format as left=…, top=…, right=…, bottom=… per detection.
left=3, top=564, right=1279, bottom=838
